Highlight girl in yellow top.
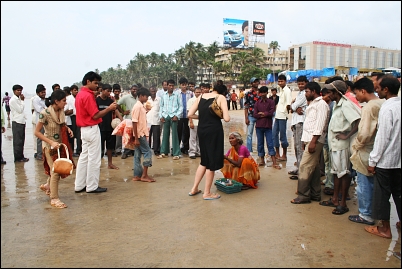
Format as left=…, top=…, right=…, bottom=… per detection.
left=35, top=90, right=75, bottom=209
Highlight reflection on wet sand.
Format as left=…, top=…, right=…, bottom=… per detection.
left=1, top=108, right=400, bottom=268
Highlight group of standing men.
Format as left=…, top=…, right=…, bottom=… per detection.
left=242, top=73, right=400, bottom=241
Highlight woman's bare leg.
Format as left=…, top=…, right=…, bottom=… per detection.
left=190, top=164, right=206, bottom=194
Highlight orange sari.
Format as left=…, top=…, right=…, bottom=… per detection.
left=221, top=147, right=260, bottom=189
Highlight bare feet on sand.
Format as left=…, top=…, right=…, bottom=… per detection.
left=108, top=164, right=119, bottom=170
left=132, top=176, right=155, bottom=182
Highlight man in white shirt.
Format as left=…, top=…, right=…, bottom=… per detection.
left=69, top=85, right=81, bottom=157
left=32, top=84, right=47, bottom=160
left=365, top=76, right=401, bottom=240
left=288, top=76, right=308, bottom=178
left=156, top=80, right=168, bottom=99
left=146, top=86, right=161, bottom=156
left=64, top=87, right=75, bottom=152
left=9, top=84, right=29, bottom=162
left=273, top=74, right=292, bottom=162
left=290, top=82, right=329, bottom=204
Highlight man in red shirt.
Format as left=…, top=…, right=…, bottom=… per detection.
left=74, top=71, right=117, bottom=193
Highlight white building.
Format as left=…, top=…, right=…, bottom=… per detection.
left=288, top=41, right=401, bottom=70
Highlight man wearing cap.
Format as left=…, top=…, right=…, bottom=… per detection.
left=273, top=74, right=292, bottom=162
left=244, top=77, right=260, bottom=152
left=117, top=84, right=138, bottom=159
left=319, top=80, right=361, bottom=215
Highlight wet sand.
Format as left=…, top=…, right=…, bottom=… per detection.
left=1, top=104, right=400, bottom=267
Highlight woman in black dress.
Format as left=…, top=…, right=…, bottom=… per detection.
left=188, top=84, right=230, bottom=200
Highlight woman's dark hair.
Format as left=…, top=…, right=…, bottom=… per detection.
left=50, top=89, right=66, bottom=105
left=82, top=71, right=102, bottom=86
left=213, top=84, right=227, bottom=95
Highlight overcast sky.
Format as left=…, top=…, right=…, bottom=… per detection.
left=1, top=1, right=401, bottom=95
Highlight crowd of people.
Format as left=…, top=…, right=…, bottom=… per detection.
left=1, top=72, right=401, bottom=249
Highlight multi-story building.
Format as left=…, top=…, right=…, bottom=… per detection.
left=288, top=41, right=401, bottom=71
left=207, top=41, right=400, bottom=85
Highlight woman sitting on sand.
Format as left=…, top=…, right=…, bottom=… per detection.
left=221, top=132, right=260, bottom=190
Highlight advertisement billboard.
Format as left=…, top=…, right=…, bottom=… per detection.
left=252, top=21, right=265, bottom=35
left=223, top=18, right=265, bottom=49
left=223, top=18, right=249, bottom=48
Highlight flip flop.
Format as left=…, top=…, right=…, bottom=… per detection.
left=289, top=175, right=298, bottom=180
left=203, top=194, right=221, bottom=200
left=288, top=170, right=298, bottom=175
left=277, top=157, right=287, bottom=162
left=188, top=190, right=202, bottom=196
left=319, top=199, right=337, bottom=207
left=348, top=215, right=375, bottom=225
left=323, top=188, right=334, bottom=195
left=332, top=205, right=349, bottom=215
left=364, top=225, right=392, bottom=239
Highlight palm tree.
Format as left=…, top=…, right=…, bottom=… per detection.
left=269, top=41, right=280, bottom=84
left=249, top=47, right=265, bottom=67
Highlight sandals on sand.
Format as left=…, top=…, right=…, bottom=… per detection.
left=50, top=199, right=67, bottom=209
left=277, top=157, right=287, bottom=162
left=289, top=175, right=298, bottom=180
left=290, top=197, right=311, bottom=204
left=348, top=215, right=375, bottom=225
left=188, top=190, right=202, bottom=196
left=323, top=187, right=334, bottom=195
left=319, top=198, right=337, bottom=207
left=364, top=226, right=391, bottom=239
left=40, top=184, right=50, bottom=196
left=332, top=205, right=349, bottom=215
left=273, top=164, right=281, bottom=170
left=203, top=193, right=220, bottom=200
left=288, top=170, right=298, bottom=175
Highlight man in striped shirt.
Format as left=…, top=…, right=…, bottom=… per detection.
left=365, top=76, right=401, bottom=239
left=291, top=82, right=329, bottom=204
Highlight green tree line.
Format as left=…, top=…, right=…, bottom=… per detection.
left=75, top=40, right=282, bottom=89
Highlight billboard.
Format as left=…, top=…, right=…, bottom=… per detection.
left=253, top=21, right=265, bottom=35
left=223, top=18, right=249, bottom=48
left=223, top=18, right=265, bottom=49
